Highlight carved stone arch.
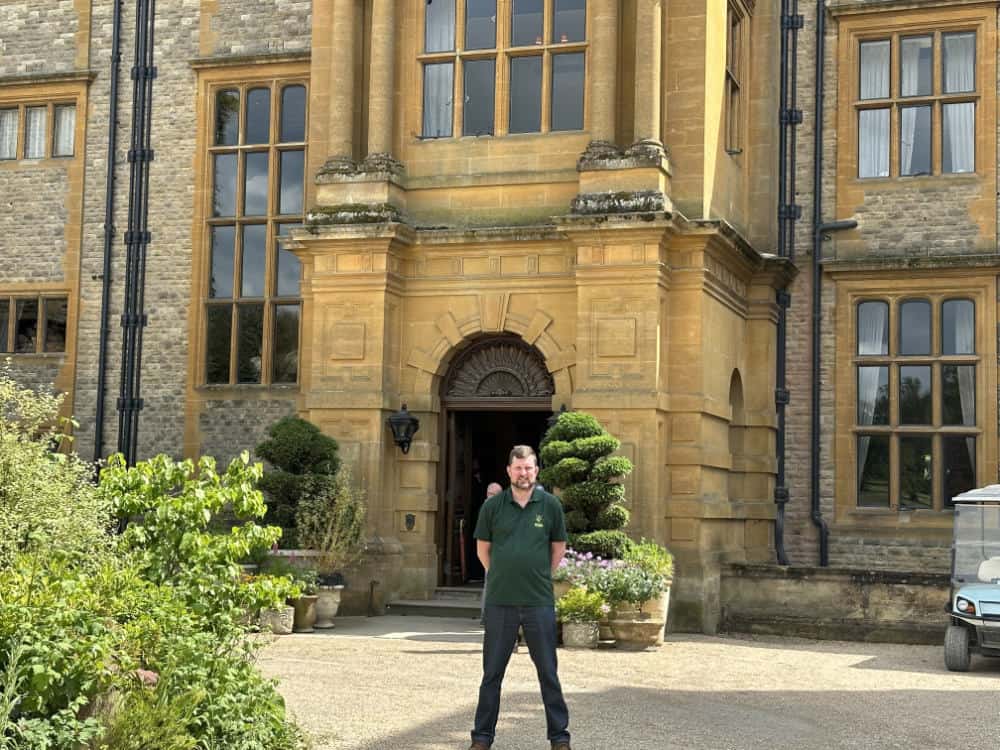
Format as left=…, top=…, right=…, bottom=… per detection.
left=443, top=335, right=554, bottom=402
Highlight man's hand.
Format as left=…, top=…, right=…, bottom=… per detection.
left=550, top=541, right=566, bottom=574
left=477, top=539, right=492, bottom=572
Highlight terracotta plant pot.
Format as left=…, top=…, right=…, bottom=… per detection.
left=315, top=585, right=344, bottom=629
left=291, top=595, right=318, bottom=633
left=562, top=621, right=599, bottom=649
left=611, top=615, right=664, bottom=650
left=259, top=605, right=294, bottom=635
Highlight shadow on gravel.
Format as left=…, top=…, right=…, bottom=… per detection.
left=330, top=685, right=1000, bottom=750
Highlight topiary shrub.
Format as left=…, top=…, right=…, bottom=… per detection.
left=539, top=411, right=633, bottom=550
left=255, top=416, right=340, bottom=546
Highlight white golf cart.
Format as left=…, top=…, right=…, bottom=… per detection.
left=944, top=484, right=1000, bottom=671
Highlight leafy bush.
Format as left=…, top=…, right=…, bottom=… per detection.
left=0, top=365, right=112, bottom=567
left=555, top=587, right=609, bottom=623
left=552, top=548, right=618, bottom=587
left=539, top=411, right=633, bottom=543
left=571, top=530, right=635, bottom=560
left=623, top=539, right=674, bottom=580
left=295, top=468, right=367, bottom=578
left=256, top=416, right=340, bottom=546
left=589, top=563, right=668, bottom=608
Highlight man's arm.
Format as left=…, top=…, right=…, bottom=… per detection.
left=477, top=540, right=492, bottom=572
left=550, top=540, right=566, bottom=574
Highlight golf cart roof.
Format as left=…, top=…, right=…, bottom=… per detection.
left=952, top=485, right=1000, bottom=503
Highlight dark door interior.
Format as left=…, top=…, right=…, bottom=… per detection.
left=443, top=409, right=550, bottom=585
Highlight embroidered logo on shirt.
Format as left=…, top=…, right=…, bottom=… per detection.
left=534, top=514, right=545, bottom=528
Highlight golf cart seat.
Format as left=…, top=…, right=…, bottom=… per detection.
left=977, top=557, right=1000, bottom=583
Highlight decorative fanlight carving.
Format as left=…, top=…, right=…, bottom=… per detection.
left=445, top=339, right=554, bottom=398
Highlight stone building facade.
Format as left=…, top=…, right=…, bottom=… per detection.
left=4, top=0, right=983, bottom=632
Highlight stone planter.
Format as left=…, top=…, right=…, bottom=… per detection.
left=562, top=621, right=599, bottom=649
left=611, top=615, right=664, bottom=650
left=315, top=585, right=344, bottom=629
left=291, top=595, right=318, bottom=633
left=260, top=605, right=294, bottom=635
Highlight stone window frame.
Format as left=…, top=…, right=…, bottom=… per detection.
left=0, top=294, right=69, bottom=355
left=189, top=59, right=310, bottom=393
left=832, top=274, right=997, bottom=532
left=836, top=6, right=993, bottom=183
left=0, top=75, right=87, bottom=166
left=724, top=0, right=750, bottom=155
left=417, top=0, right=589, bottom=139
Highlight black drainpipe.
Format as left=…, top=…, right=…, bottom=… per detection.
left=811, top=0, right=858, bottom=566
left=93, top=0, right=124, bottom=464
left=774, top=0, right=803, bottom=565
left=117, top=0, right=157, bottom=465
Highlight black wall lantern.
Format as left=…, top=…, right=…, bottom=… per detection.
left=387, top=403, right=420, bottom=454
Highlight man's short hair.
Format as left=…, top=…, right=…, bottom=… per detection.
left=508, top=444, right=537, bottom=466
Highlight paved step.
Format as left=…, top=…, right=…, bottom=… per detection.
left=386, top=598, right=482, bottom=619
left=433, top=586, right=484, bottom=602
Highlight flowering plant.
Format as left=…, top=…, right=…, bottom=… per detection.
left=555, top=586, right=610, bottom=623
left=552, top=548, right=619, bottom=587
left=588, top=563, right=668, bottom=609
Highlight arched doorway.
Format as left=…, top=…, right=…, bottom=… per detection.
left=438, top=334, right=555, bottom=585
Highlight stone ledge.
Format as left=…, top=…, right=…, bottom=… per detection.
left=720, top=613, right=945, bottom=645
left=307, top=203, right=404, bottom=227
left=569, top=189, right=667, bottom=216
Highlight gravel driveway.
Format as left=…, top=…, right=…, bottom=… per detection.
left=259, top=616, right=1000, bottom=750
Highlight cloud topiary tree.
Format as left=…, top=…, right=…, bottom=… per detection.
left=539, top=411, right=635, bottom=559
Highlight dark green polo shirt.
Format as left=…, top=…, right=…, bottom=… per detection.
left=474, top=487, right=568, bottom=606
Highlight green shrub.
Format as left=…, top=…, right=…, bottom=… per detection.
left=623, top=539, right=674, bottom=580
left=539, top=411, right=633, bottom=547
left=555, top=587, right=609, bottom=623
left=256, top=416, right=340, bottom=476
left=571, top=530, right=635, bottom=560
left=295, top=468, right=367, bottom=578
left=94, top=684, right=202, bottom=750
left=0, top=365, right=112, bottom=567
left=588, top=563, right=667, bottom=607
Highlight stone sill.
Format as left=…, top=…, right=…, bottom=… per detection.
left=725, top=562, right=950, bottom=587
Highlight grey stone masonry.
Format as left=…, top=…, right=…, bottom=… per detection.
left=0, top=1, right=80, bottom=78
left=1, top=358, right=64, bottom=399
left=198, top=398, right=296, bottom=465
left=0, top=166, right=71, bottom=282
left=207, top=0, right=312, bottom=57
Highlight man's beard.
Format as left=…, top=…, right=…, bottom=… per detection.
left=512, top=477, right=534, bottom=489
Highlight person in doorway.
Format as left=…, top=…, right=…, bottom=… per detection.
left=469, top=445, right=571, bottom=750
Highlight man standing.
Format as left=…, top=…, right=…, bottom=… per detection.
left=469, top=445, right=571, bottom=750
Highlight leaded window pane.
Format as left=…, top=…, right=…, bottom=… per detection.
left=899, top=365, right=931, bottom=425
left=24, top=107, right=46, bottom=159
left=280, top=85, right=306, bottom=143
left=273, top=304, right=300, bottom=384
left=553, top=0, right=586, bottom=43
left=423, top=63, right=454, bottom=138
left=0, top=301, right=8, bottom=352
left=857, top=300, right=889, bottom=355
left=900, top=35, right=932, bottom=97
left=279, top=149, right=304, bottom=215
left=243, top=151, right=269, bottom=216
left=466, top=0, right=497, bottom=50
left=942, top=299, right=974, bottom=354
left=212, top=153, right=238, bottom=217
left=899, top=299, right=931, bottom=355
left=899, top=436, right=932, bottom=509
left=509, top=56, right=542, bottom=133
left=943, top=31, right=975, bottom=94
left=858, top=109, right=889, bottom=178
left=245, top=87, right=271, bottom=144
left=943, top=102, right=974, bottom=174
left=241, top=225, right=267, bottom=298
left=215, top=89, right=240, bottom=146
left=425, top=0, right=456, bottom=53
left=463, top=59, right=496, bottom=136
left=52, top=105, right=75, bottom=157
left=205, top=306, right=232, bottom=383
left=512, top=0, right=543, bottom=47
left=859, top=40, right=889, bottom=99
left=236, top=303, right=264, bottom=384
left=551, top=53, right=584, bottom=131
left=944, top=436, right=975, bottom=507
left=43, top=298, right=67, bottom=353
left=900, top=105, right=931, bottom=176
left=0, top=109, right=16, bottom=160
left=858, top=435, right=890, bottom=507
left=858, top=366, right=889, bottom=426
left=210, top=226, right=235, bottom=298
left=942, top=365, right=975, bottom=426
left=276, top=225, right=302, bottom=297
left=14, top=299, right=38, bottom=353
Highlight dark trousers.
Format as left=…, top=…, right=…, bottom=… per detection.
left=472, top=604, right=570, bottom=746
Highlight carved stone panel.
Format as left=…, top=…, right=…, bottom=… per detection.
left=444, top=337, right=554, bottom=399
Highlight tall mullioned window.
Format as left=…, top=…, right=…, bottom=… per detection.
left=420, top=0, right=587, bottom=138
left=857, top=30, right=977, bottom=178
left=855, top=297, right=978, bottom=510
left=725, top=1, right=747, bottom=154
left=204, top=81, right=306, bottom=385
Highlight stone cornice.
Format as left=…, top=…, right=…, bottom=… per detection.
left=827, top=0, right=992, bottom=16
left=824, top=252, right=1000, bottom=275
left=0, top=70, right=96, bottom=87
left=189, top=51, right=310, bottom=69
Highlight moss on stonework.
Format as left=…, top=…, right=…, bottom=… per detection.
left=307, top=203, right=403, bottom=227
left=570, top=189, right=666, bottom=216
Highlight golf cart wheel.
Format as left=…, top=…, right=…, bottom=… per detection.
left=944, top=624, right=971, bottom=672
